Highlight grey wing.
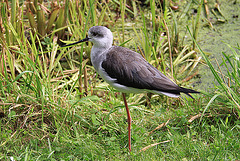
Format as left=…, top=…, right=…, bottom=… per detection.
left=101, top=46, right=181, bottom=94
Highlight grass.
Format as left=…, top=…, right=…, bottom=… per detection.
left=0, top=0, right=240, bottom=160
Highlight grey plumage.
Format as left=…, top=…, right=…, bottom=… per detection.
left=101, top=46, right=199, bottom=98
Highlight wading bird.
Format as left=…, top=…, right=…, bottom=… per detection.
left=63, top=26, right=200, bottom=152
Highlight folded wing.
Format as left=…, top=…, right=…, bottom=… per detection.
left=101, top=46, right=183, bottom=96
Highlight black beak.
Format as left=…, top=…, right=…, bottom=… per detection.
left=62, top=37, right=90, bottom=47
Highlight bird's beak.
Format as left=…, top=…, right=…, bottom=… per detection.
left=62, top=37, right=90, bottom=47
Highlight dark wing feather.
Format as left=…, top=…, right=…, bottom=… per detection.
left=101, top=46, right=182, bottom=95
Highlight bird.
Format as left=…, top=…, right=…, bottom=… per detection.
left=63, top=26, right=200, bottom=152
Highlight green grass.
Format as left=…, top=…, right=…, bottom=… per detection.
left=1, top=98, right=240, bottom=160
left=0, top=0, right=240, bottom=160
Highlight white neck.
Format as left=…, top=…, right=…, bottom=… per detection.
left=90, top=45, right=112, bottom=72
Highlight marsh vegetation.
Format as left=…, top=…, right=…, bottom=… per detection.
left=0, top=0, right=239, bottom=160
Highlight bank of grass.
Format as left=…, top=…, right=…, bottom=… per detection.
left=1, top=94, right=240, bottom=160
left=1, top=0, right=240, bottom=160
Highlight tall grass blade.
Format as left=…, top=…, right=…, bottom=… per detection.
left=199, top=94, right=220, bottom=123
left=46, top=6, right=60, bottom=33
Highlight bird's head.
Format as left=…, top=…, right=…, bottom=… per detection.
left=62, top=26, right=113, bottom=49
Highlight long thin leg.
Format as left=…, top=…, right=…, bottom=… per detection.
left=122, top=93, right=132, bottom=152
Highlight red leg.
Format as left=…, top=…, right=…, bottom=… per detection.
left=122, top=93, right=132, bottom=152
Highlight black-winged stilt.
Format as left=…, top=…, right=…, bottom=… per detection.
left=63, top=26, right=200, bottom=152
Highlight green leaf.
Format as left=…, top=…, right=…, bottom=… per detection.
left=91, top=114, right=100, bottom=125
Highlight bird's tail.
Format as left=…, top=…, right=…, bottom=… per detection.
left=179, top=87, right=200, bottom=100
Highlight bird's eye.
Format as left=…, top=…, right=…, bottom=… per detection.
left=92, top=32, right=98, bottom=36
